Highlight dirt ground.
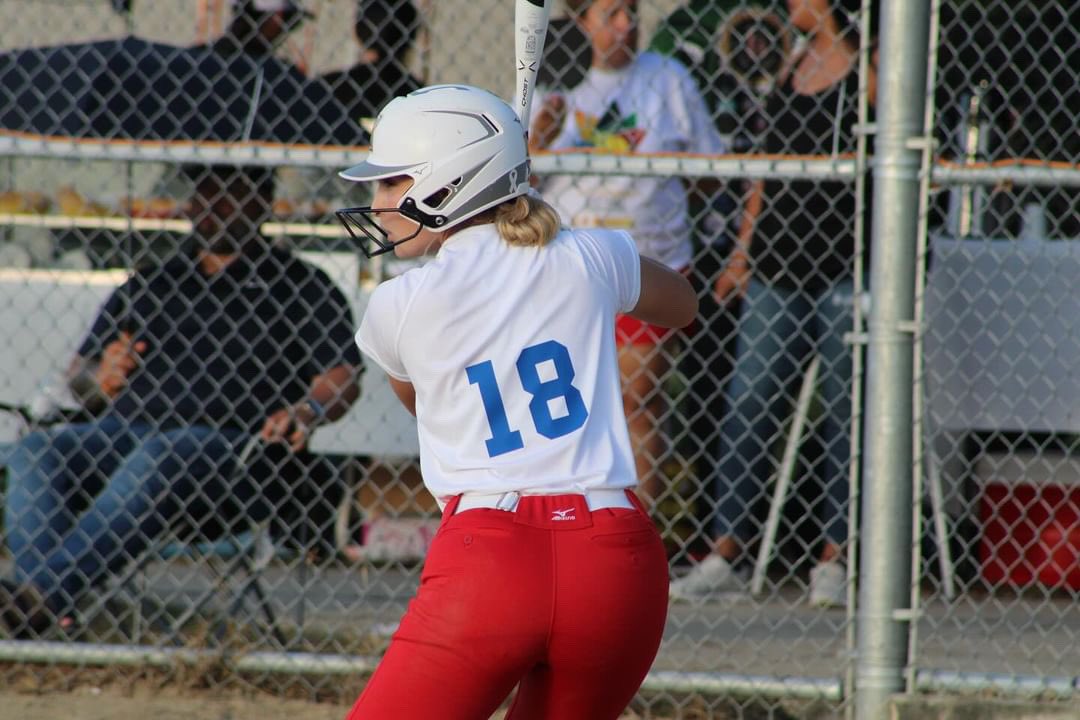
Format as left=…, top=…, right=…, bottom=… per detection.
left=0, top=686, right=664, bottom=720
left=0, top=662, right=678, bottom=720
left=0, top=686, right=351, bottom=720
left=0, top=689, right=663, bottom=720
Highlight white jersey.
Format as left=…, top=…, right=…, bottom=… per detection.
left=356, top=224, right=640, bottom=506
left=540, top=52, right=727, bottom=270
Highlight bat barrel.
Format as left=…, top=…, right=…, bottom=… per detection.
left=514, top=0, right=552, bottom=131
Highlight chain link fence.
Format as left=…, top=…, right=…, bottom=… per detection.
left=0, top=0, right=1076, bottom=718
left=914, top=0, right=1080, bottom=697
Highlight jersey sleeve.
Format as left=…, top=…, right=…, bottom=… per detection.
left=610, top=230, right=642, bottom=313
left=574, top=229, right=641, bottom=314
left=355, top=279, right=410, bottom=381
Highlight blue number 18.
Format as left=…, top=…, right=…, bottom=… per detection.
left=465, top=361, right=524, bottom=457
left=466, top=340, right=589, bottom=457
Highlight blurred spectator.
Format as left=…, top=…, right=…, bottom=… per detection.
left=320, top=0, right=424, bottom=130
left=649, top=3, right=792, bottom=553
left=648, top=0, right=735, bottom=67
left=714, top=7, right=790, bottom=150
left=0, top=0, right=360, bottom=272
left=536, top=15, right=591, bottom=94
left=0, top=164, right=363, bottom=639
left=187, top=0, right=363, bottom=146
left=0, top=0, right=361, bottom=144
left=670, top=0, right=877, bottom=608
left=213, top=0, right=314, bottom=57
left=649, top=1, right=788, bottom=152
left=530, top=0, right=728, bottom=508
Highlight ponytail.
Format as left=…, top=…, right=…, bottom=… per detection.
left=494, top=194, right=561, bottom=248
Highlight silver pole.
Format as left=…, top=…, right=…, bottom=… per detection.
left=855, top=0, right=931, bottom=718
left=907, top=0, right=945, bottom=692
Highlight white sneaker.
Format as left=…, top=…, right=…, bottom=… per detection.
left=669, top=554, right=746, bottom=601
left=809, top=561, right=847, bottom=608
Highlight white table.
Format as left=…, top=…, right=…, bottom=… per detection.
left=924, top=236, right=1080, bottom=436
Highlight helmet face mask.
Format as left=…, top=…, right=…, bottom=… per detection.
left=337, top=84, right=530, bottom=258
left=336, top=205, right=425, bottom=257
left=336, top=192, right=457, bottom=257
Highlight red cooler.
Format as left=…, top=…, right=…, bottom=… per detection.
left=980, top=471, right=1080, bottom=590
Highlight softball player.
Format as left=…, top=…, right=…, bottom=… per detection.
left=336, top=84, right=697, bottom=719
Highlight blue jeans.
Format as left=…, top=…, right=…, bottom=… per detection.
left=4, top=415, right=248, bottom=615
left=712, top=277, right=857, bottom=550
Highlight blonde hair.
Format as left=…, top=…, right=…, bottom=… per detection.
left=494, top=194, right=561, bottom=248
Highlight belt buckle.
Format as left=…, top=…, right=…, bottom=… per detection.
left=495, top=491, right=521, bottom=512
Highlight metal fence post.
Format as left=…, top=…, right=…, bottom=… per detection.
left=855, top=0, right=931, bottom=718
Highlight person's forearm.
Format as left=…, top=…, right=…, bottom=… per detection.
left=732, top=180, right=764, bottom=263
left=631, top=256, right=699, bottom=329
left=304, top=365, right=361, bottom=424
left=388, top=376, right=416, bottom=417
left=529, top=96, right=565, bottom=152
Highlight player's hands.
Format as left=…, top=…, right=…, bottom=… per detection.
left=259, top=402, right=318, bottom=452
left=529, top=94, right=566, bottom=152
left=713, top=256, right=751, bottom=305
left=96, top=331, right=147, bottom=398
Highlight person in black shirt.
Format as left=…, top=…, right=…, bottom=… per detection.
left=0, top=164, right=363, bottom=637
left=671, top=0, right=877, bottom=609
left=319, top=0, right=423, bottom=129
left=190, top=0, right=364, bottom=146
left=217, top=0, right=313, bottom=58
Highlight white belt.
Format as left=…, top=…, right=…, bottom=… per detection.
left=454, top=489, right=635, bottom=514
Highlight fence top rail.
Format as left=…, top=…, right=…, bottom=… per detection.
left=1, top=131, right=1076, bottom=185
left=0, top=130, right=367, bottom=168
left=932, top=159, right=1080, bottom=187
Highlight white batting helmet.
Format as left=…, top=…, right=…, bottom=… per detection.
left=337, top=84, right=530, bottom=256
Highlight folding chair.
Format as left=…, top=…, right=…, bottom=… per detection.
left=106, top=436, right=288, bottom=647
left=122, top=437, right=344, bottom=647
left=4, top=411, right=324, bottom=647
left=0, top=402, right=279, bottom=643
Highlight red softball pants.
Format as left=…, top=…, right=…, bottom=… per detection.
left=346, top=491, right=669, bottom=720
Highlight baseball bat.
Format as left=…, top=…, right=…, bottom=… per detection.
left=514, top=0, right=552, bottom=135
